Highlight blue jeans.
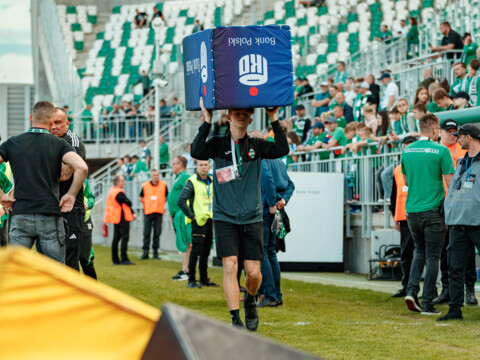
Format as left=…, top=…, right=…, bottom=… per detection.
left=260, top=213, right=282, bottom=302
left=381, top=165, right=394, bottom=199
left=9, top=214, right=66, bottom=264
left=406, top=208, right=446, bottom=306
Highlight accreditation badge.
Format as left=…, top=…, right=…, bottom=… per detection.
left=215, top=165, right=239, bottom=184
left=464, top=174, right=476, bottom=189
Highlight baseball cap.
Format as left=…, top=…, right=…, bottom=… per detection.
left=296, top=104, right=305, bottom=110
left=320, top=81, right=328, bottom=86
left=453, top=91, right=470, bottom=101
left=402, top=136, right=417, bottom=145
left=452, top=124, right=480, bottom=140
left=377, top=73, right=391, bottom=80
left=312, top=122, right=325, bottom=129
left=325, top=116, right=336, bottom=123
left=440, top=119, right=458, bottom=131
left=359, top=81, right=370, bottom=89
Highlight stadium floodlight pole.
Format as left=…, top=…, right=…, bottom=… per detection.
left=152, top=17, right=167, bottom=171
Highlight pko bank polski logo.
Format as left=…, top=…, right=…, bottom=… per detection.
left=200, top=41, right=208, bottom=96
left=239, top=54, right=268, bottom=97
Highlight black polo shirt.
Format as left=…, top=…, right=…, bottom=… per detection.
left=0, top=128, right=74, bottom=215
left=441, top=30, right=463, bottom=59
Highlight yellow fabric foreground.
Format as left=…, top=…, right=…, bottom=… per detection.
left=0, top=247, right=160, bottom=360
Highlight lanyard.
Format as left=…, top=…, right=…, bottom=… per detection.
left=201, top=177, right=211, bottom=200
left=28, top=128, right=50, bottom=134
left=231, top=138, right=242, bottom=176
left=466, top=155, right=474, bottom=180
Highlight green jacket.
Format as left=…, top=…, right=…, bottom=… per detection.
left=84, top=179, right=95, bottom=222
left=407, top=25, right=419, bottom=45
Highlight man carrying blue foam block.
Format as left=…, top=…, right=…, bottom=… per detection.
left=191, top=98, right=289, bottom=331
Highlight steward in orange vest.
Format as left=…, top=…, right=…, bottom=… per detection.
left=389, top=136, right=416, bottom=298
left=138, top=169, right=168, bottom=260
left=104, top=175, right=136, bottom=265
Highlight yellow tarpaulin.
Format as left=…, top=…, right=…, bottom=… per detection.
left=0, top=246, right=160, bottom=360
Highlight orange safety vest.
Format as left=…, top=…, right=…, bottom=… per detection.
left=104, top=187, right=134, bottom=224
left=447, top=142, right=467, bottom=169
left=141, top=180, right=167, bottom=215
left=443, top=142, right=466, bottom=193
left=393, top=165, right=408, bottom=222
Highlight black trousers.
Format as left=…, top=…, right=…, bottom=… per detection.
left=112, top=221, right=130, bottom=263
left=64, top=211, right=84, bottom=271
left=0, top=219, right=8, bottom=246
left=440, top=226, right=476, bottom=290
left=80, top=218, right=97, bottom=279
left=143, top=213, right=163, bottom=251
left=399, top=220, right=414, bottom=289
left=448, top=226, right=480, bottom=308
left=188, top=219, right=213, bottom=283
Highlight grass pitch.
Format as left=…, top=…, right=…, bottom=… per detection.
left=94, top=246, right=480, bottom=360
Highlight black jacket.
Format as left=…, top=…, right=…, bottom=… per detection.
left=177, top=173, right=212, bottom=221
left=191, top=121, right=289, bottom=224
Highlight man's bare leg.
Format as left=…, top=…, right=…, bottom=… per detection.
left=244, top=260, right=262, bottom=297
left=181, top=243, right=192, bottom=273
left=222, top=256, right=240, bottom=310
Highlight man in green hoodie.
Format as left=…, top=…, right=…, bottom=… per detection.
left=167, top=155, right=192, bottom=281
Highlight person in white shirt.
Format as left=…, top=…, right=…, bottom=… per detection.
left=397, top=19, right=409, bottom=37
left=344, top=78, right=357, bottom=107
left=379, top=73, right=399, bottom=111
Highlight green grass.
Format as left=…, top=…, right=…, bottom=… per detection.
left=94, top=246, right=480, bottom=359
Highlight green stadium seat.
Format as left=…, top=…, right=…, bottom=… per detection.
left=297, top=17, right=307, bottom=26
left=276, top=19, right=285, bottom=25
left=74, top=41, right=84, bottom=51
left=88, top=15, right=97, bottom=25
left=66, top=6, right=76, bottom=14
left=179, top=9, right=188, bottom=17
left=316, top=54, right=327, bottom=64
left=338, top=23, right=348, bottom=33
left=156, top=3, right=163, bottom=11
left=96, top=32, right=104, bottom=40
left=112, top=6, right=121, bottom=14
left=317, top=6, right=328, bottom=16
left=309, top=26, right=317, bottom=35
left=264, top=11, right=274, bottom=20
left=71, top=23, right=82, bottom=32
left=347, top=13, right=358, bottom=23
left=186, top=17, right=195, bottom=25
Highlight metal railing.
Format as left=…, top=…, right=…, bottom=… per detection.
left=288, top=143, right=402, bottom=238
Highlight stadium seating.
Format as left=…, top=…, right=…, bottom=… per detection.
left=57, top=0, right=253, bottom=119
left=56, top=5, right=98, bottom=60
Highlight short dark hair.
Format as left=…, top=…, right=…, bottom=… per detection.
left=330, top=85, right=338, bottom=91
left=433, top=88, right=449, bottom=101
left=419, top=113, right=440, bottom=132
left=113, top=175, right=124, bottom=185
left=175, top=155, right=187, bottom=168
left=32, top=101, right=55, bottom=124
left=412, top=102, right=427, bottom=113
left=338, top=61, right=345, bottom=67
left=441, top=21, right=451, bottom=28
left=390, top=106, right=400, bottom=114
left=470, top=59, right=480, bottom=71
left=454, top=62, right=467, bottom=70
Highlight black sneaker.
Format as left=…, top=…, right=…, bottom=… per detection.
left=465, top=288, right=478, bottom=306
left=433, top=288, right=449, bottom=305
left=232, top=317, right=245, bottom=329
left=437, top=308, right=463, bottom=321
left=120, top=260, right=136, bottom=265
left=244, top=301, right=259, bottom=331
left=421, top=304, right=441, bottom=316
left=152, top=251, right=161, bottom=260
left=405, top=293, right=422, bottom=312
left=239, top=286, right=247, bottom=293
left=186, top=281, right=202, bottom=288
left=199, top=280, right=219, bottom=287
left=392, top=288, right=407, bottom=298
left=257, top=298, right=279, bottom=308
left=172, top=271, right=188, bottom=281
left=138, top=251, right=149, bottom=260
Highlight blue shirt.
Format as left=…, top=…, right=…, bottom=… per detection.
left=314, top=92, right=329, bottom=117
left=261, top=159, right=295, bottom=216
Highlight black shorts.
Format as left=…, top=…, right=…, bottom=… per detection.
left=214, top=220, right=264, bottom=261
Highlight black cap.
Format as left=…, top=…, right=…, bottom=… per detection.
left=402, top=136, right=417, bottom=145
left=441, top=119, right=458, bottom=131
left=453, top=91, right=470, bottom=101
left=312, top=122, right=324, bottom=129
left=452, top=124, right=480, bottom=140
left=296, top=104, right=305, bottom=110
left=378, top=73, right=391, bottom=80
